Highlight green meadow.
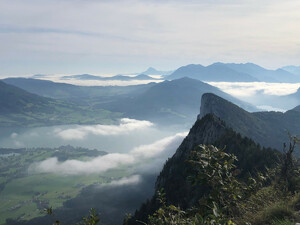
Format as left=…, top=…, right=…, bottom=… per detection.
left=0, top=146, right=130, bottom=224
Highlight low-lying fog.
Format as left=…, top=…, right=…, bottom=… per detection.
left=2, top=76, right=300, bottom=224
left=0, top=118, right=184, bottom=152
left=0, top=118, right=188, bottom=177
left=23, top=74, right=300, bottom=111
left=29, top=130, right=187, bottom=176
left=207, top=81, right=300, bottom=111
left=0, top=118, right=187, bottom=224
left=207, top=82, right=300, bottom=96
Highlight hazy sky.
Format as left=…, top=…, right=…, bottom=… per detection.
left=1, top=0, right=300, bottom=76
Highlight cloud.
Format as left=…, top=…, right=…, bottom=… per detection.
left=29, top=132, right=187, bottom=175
left=0, top=25, right=99, bottom=37
left=30, top=153, right=135, bottom=175
left=108, top=175, right=142, bottom=186
left=130, top=132, right=187, bottom=159
left=51, top=77, right=163, bottom=86
left=1, top=0, right=300, bottom=75
left=207, top=82, right=300, bottom=97
left=55, top=118, right=154, bottom=140
left=10, top=132, right=18, bottom=138
left=257, top=105, right=286, bottom=112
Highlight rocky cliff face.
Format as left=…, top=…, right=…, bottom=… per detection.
left=127, top=93, right=286, bottom=225
left=198, top=93, right=300, bottom=150
left=127, top=114, right=229, bottom=225
left=155, top=114, right=228, bottom=207
left=198, top=92, right=245, bottom=119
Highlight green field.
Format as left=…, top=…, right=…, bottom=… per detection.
left=0, top=107, right=122, bottom=128
left=0, top=146, right=130, bottom=224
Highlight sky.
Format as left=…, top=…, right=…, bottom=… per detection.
left=0, top=0, right=300, bottom=76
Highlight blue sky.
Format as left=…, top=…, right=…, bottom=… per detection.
left=0, top=0, right=300, bottom=76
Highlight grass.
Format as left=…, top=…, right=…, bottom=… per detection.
left=0, top=171, right=130, bottom=224
left=235, top=185, right=298, bottom=225
left=271, top=219, right=294, bottom=225
left=0, top=103, right=123, bottom=128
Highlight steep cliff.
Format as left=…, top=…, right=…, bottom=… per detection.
left=128, top=112, right=280, bottom=224
left=199, top=93, right=300, bottom=150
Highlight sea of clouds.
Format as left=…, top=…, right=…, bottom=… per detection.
left=2, top=118, right=181, bottom=152
left=54, top=118, right=153, bottom=140
left=29, top=132, right=187, bottom=175
left=35, top=74, right=164, bottom=86
left=207, top=81, right=300, bottom=97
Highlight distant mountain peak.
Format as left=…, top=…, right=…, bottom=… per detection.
left=144, top=67, right=157, bottom=73
left=198, top=93, right=247, bottom=120
left=167, top=63, right=257, bottom=82
left=141, top=67, right=174, bottom=76
left=209, top=62, right=225, bottom=66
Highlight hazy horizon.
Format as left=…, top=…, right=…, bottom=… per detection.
left=1, top=0, right=300, bottom=75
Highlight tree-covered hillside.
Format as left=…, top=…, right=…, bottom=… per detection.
left=0, top=81, right=121, bottom=127
left=127, top=114, right=300, bottom=225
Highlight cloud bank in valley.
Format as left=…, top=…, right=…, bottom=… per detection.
left=29, top=132, right=188, bottom=175
left=54, top=118, right=154, bottom=140
left=36, top=74, right=164, bottom=86
left=108, top=175, right=142, bottom=186
left=207, top=82, right=300, bottom=97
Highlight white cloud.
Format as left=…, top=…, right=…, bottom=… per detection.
left=54, top=79, right=163, bottom=87
left=207, top=82, right=300, bottom=97
left=257, top=105, right=286, bottom=112
left=29, top=132, right=187, bottom=175
left=108, top=175, right=142, bottom=186
left=30, top=153, right=135, bottom=175
left=1, top=0, right=300, bottom=75
left=10, top=132, right=18, bottom=139
left=55, top=118, right=154, bottom=140
left=130, top=132, right=187, bottom=159
left=36, top=75, right=164, bottom=86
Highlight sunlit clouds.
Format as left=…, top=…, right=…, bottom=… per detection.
left=29, top=132, right=187, bottom=175
left=108, top=175, right=142, bottom=186
left=55, top=118, right=154, bottom=140
left=207, top=82, right=300, bottom=97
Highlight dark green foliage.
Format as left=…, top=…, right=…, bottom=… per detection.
left=147, top=190, right=206, bottom=225
left=278, top=136, right=300, bottom=192
left=128, top=115, right=282, bottom=225
left=78, top=208, right=100, bottom=225
left=187, top=145, right=242, bottom=217
left=44, top=207, right=100, bottom=225
left=213, top=129, right=282, bottom=177
left=146, top=145, right=265, bottom=225
left=144, top=143, right=300, bottom=225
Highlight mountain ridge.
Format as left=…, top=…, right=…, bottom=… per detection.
left=61, top=74, right=160, bottom=81
left=198, top=93, right=300, bottom=149
left=97, top=77, right=257, bottom=125
left=167, top=62, right=300, bottom=82
left=128, top=113, right=281, bottom=224
left=0, top=80, right=120, bottom=127
left=167, top=63, right=258, bottom=82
